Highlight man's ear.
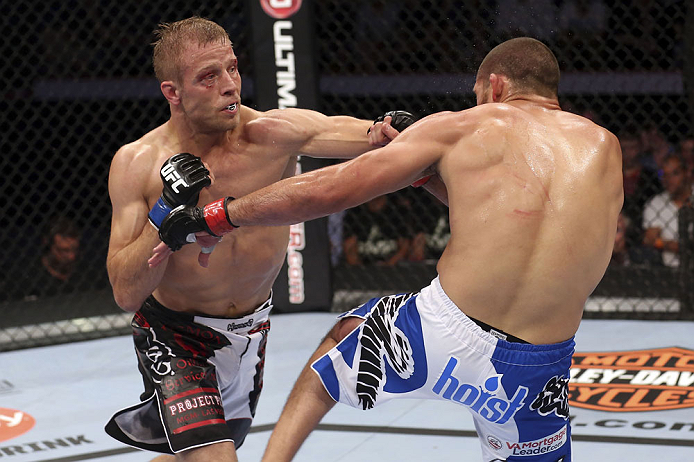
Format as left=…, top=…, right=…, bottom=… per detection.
left=489, top=73, right=506, bottom=102
left=161, top=81, right=180, bottom=105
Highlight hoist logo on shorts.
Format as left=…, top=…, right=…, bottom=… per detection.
left=433, top=358, right=528, bottom=424
left=260, top=0, right=302, bottom=19
left=569, top=347, right=694, bottom=412
left=0, top=408, right=35, bottom=443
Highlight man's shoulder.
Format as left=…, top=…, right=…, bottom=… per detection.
left=243, top=106, right=319, bottom=147
left=244, top=107, right=290, bottom=133
left=109, top=136, right=167, bottom=188
left=247, top=106, right=321, bottom=129
left=443, top=104, right=519, bottom=132
left=112, top=126, right=172, bottom=169
left=414, top=109, right=485, bottom=136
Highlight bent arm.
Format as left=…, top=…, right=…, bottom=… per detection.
left=106, top=146, right=166, bottom=312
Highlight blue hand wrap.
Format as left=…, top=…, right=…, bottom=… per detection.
left=148, top=197, right=172, bottom=229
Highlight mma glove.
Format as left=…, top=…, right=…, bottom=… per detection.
left=159, top=197, right=238, bottom=251
left=148, top=153, right=212, bottom=229
left=367, top=110, right=416, bottom=135
left=366, top=111, right=431, bottom=187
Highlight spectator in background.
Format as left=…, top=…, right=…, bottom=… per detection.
left=342, top=194, right=413, bottom=266
left=640, top=123, right=675, bottom=172
left=611, top=212, right=631, bottom=266
left=620, top=127, right=662, bottom=252
left=677, top=136, right=694, bottom=176
left=16, top=216, right=83, bottom=300
left=328, top=211, right=346, bottom=267
left=408, top=193, right=450, bottom=262
left=643, top=154, right=693, bottom=267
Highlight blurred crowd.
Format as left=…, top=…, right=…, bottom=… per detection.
left=614, top=124, right=694, bottom=268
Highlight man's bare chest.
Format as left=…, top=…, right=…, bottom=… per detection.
left=200, top=150, right=297, bottom=200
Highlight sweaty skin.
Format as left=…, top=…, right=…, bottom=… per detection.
left=107, top=40, right=396, bottom=318
left=187, top=75, right=624, bottom=345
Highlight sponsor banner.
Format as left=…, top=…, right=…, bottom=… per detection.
left=506, top=425, right=568, bottom=457
left=0, top=408, right=35, bottom=443
left=248, top=0, right=332, bottom=312
left=0, top=434, right=95, bottom=457
left=570, top=413, right=694, bottom=435
left=432, top=358, right=528, bottom=424
left=569, top=347, right=694, bottom=412
left=248, top=0, right=318, bottom=112
left=164, top=387, right=226, bottom=434
left=260, top=0, right=303, bottom=19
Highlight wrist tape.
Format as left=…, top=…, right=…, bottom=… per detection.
left=148, top=197, right=172, bottom=229
left=203, top=197, right=239, bottom=236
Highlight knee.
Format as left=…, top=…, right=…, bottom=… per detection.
left=326, top=317, right=363, bottom=344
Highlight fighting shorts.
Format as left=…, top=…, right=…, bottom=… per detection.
left=312, top=277, right=574, bottom=462
left=105, top=295, right=272, bottom=454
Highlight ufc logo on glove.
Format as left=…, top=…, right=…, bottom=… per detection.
left=161, top=163, right=190, bottom=193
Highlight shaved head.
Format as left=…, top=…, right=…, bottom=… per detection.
left=477, top=37, right=560, bottom=98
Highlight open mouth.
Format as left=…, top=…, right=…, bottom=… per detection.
left=224, top=103, right=238, bottom=112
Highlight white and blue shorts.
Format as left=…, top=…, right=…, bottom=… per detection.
left=312, top=277, right=574, bottom=462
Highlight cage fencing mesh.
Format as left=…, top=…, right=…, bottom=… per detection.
left=0, top=0, right=691, bottom=350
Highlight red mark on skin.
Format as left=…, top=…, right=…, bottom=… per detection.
left=512, top=209, right=542, bottom=217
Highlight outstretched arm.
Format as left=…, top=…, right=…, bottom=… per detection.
left=226, top=120, right=444, bottom=227
left=148, top=113, right=458, bottom=267
left=261, top=108, right=414, bottom=159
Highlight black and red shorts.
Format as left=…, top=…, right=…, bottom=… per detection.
left=105, top=295, right=272, bottom=454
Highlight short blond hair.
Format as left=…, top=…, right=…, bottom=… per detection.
left=152, top=17, right=231, bottom=83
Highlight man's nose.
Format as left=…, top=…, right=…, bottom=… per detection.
left=220, top=71, right=238, bottom=95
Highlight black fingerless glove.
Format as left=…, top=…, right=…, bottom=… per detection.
left=149, top=153, right=211, bottom=229
left=367, top=110, right=416, bottom=134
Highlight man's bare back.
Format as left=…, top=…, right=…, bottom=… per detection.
left=436, top=100, right=623, bottom=343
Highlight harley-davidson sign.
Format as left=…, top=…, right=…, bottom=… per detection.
left=569, top=347, right=694, bottom=412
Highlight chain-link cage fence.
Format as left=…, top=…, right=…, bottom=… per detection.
left=0, top=0, right=691, bottom=350
left=0, top=0, right=254, bottom=350
left=317, top=0, right=693, bottom=318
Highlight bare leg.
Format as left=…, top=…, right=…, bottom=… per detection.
left=261, top=317, right=363, bottom=462
left=149, top=456, right=174, bottom=462
left=149, top=441, right=238, bottom=462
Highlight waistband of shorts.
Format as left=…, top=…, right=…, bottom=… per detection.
left=466, top=315, right=530, bottom=344
left=144, top=293, right=273, bottom=333
left=424, top=276, right=575, bottom=355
